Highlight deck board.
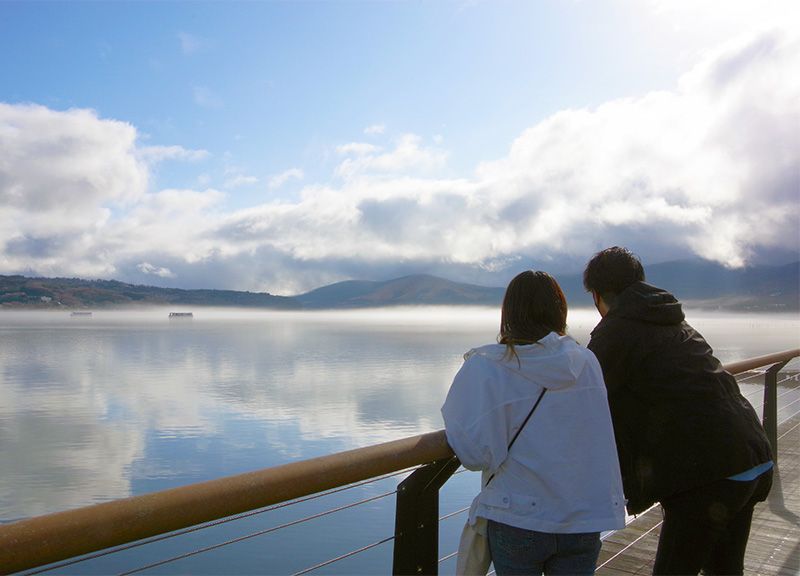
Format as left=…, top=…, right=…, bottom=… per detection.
left=596, top=376, right=800, bottom=576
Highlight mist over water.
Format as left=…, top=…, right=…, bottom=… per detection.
left=0, top=307, right=797, bottom=573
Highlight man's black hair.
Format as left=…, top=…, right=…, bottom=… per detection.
left=583, top=246, right=645, bottom=300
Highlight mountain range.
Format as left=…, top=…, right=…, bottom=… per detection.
left=1, top=259, right=797, bottom=312
left=0, top=275, right=299, bottom=310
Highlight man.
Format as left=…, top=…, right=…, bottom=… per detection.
left=583, top=246, right=773, bottom=575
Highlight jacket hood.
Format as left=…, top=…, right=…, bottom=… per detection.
left=610, top=281, right=685, bottom=325
left=467, top=332, right=586, bottom=391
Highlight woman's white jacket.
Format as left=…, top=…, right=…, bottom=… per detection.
left=441, top=332, right=626, bottom=534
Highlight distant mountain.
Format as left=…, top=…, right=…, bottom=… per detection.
left=297, top=261, right=798, bottom=311
left=295, top=274, right=505, bottom=308
left=556, top=259, right=799, bottom=312
left=636, top=259, right=798, bottom=311
left=1, top=260, right=797, bottom=312
left=0, top=275, right=300, bottom=310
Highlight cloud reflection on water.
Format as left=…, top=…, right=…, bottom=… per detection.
left=0, top=307, right=796, bottom=520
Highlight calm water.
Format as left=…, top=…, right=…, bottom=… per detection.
left=1, top=307, right=798, bottom=574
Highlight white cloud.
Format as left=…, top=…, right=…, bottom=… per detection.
left=470, top=29, right=799, bottom=267
left=334, top=134, right=448, bottom=180
left=221, top=161, right=258, bottom=190
left=336, top=142, right=380, bottom=156
left=0, top=103, right=225, bottom=279
left=364, top=124, right=386, bottom=135
left=225, top=174, right=259, bottom=189
left=0, top=103, right=147, bottom=211
left=137, top=262, right=176, bottom=278
left=268, top=168, right=304, bottom=189
left=224, top=28, right=798, bottom=282
left=106, top=188, right=225, bottom=264
left=647, top=0, right=799, bottom=33
left=0, top=103, right=147, bottom=280
left=139, top=145, right=209, bottom=163
left=0, top=27, right=797, bottom=293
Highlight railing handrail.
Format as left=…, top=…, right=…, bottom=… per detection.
left=723, top=349, right=799, bottom=376
left=0, top=430, right=453, bottom=574
left=1, top=348, right=798, bottom=574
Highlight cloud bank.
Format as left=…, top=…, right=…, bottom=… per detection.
left=0, top=29, right=797, bottom=294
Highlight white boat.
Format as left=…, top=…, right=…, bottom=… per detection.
left=168, top=312, right=194, bottom=319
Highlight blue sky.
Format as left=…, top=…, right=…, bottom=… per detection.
left=0, top=0, right=798, bottom=294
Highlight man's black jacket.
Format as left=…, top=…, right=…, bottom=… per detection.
left=587, top=281, right=772, bottom=514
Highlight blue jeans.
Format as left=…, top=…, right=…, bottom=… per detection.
left=487, top=519, right=601, bottom=575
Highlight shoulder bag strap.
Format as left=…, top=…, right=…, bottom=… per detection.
left=486, top=387, right=546, bottom=486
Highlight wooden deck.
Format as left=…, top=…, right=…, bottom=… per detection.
left=597, top=374, right=800, bottom=575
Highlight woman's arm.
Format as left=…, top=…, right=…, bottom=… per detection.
left=441, top=356, right=509, bottom=472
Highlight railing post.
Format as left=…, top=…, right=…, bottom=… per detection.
left=762, top=360, right=788, bottom=456
left=393, top=456, right=460, bottom=575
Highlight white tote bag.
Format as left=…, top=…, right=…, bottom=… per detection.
left=455, top=516, right=490, bottom=576
left=455, top=388, right=546, bottom=576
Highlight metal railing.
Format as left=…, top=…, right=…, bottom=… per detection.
left=1, top=348, right=798, bottom=575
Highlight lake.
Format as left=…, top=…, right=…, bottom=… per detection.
left=1, top=307, right=798, bottom=574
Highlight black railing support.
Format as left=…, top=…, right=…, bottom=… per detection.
left=393, top=456, right=460, bottom=575
left=762, top=360, right=788, bottom=456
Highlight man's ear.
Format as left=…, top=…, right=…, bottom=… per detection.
left=592, top=291, right=609, bottom=317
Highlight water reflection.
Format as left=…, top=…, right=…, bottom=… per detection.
left=0, top=307, right=797, bottom=524
left=0, top=308, right=497, bottom=521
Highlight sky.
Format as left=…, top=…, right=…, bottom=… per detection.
left=0, top=0, right=798, bottom=295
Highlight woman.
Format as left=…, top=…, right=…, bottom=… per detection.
left=442, top=271, right=625, bottom=575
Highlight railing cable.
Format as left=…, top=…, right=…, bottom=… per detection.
left=21, top=467, right=418, bottom=575
left=597, top=519, right=664, bottom=568
left=439, top=506, right=470, bottom=522
left=118, top=490, right=397, bottom=575
left=737, top=370, right=769, bottom=383
left=292, top=468, right=472, bottom=576
left=779, top=394, right=800, bottom=411
left=439, top=550, right=458, bottom=564
left=778, top=399, right=800, bottom=427
left=755, top=386, right=800, bottom=414
left=291, top=535, right=395, bottom=575
left=738, top=371, right=798, bottom=400
left=779, top=418, right=800, bottom=440
left=737, top=373, right=769, bottom=404
left=743, top=377, right=799, bottom=414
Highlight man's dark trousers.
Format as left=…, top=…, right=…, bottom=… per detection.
left=654, top=468, right=773, bottom=575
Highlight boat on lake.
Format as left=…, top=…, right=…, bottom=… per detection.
left=70, top=311, right=92, bottom=318
left=168, top=312, right=193, bottom=319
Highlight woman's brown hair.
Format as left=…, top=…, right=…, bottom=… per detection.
left=499, top=270, right=568, bottom=356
